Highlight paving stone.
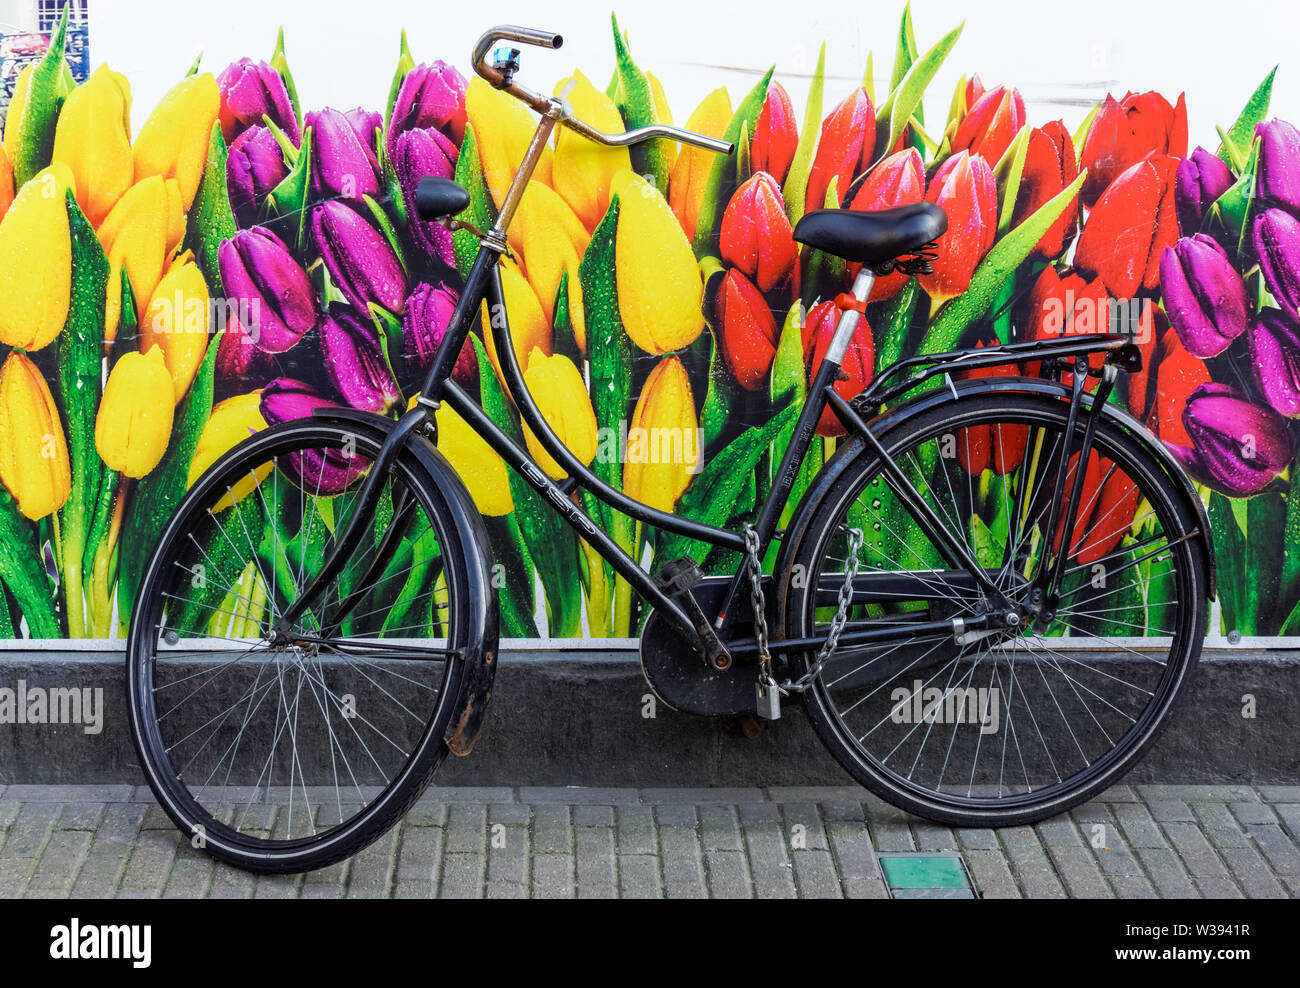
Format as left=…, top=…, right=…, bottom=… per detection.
left=1229, top=801, right=1278, bottom=826
left=658, top=824, right=705, bottom=894
left=574, top=823, right=615, bottom=891
left=1112, top=803, right=1168, bottom=849
left=1257, top=786, right=1300, bottom=803
left=530, top=804, right=572, bottom=855
left=617, top=853, right=662, bottom=899
left=1244, top=824, right=1300, bottom=876
left=615, top=806, right=656, bottom=855
left=742, top=820, right=796, bottom=898
left=572, top=805, right=614, bottom=828
left=653, top=802, right=698, bottom=828
left=699, top=805, right=742, bottom=852
left=1191, top=876, right=1242, bottom=898
left=1163, top=822, right=1233, bottom=879
left=826, top=820, right=877, bottom=882
left=519, top=787, right=639, bottom=805
left=531, top=853, right=573, bottom=899
left=703, top=850, right=752, bottom=898
left=963, top=848, right=1021, bottom=899
left=1219, top=845, right=1288, bottom=899
left=486, top=824, right=527, bottom=886
left=911, top=821, right=957, bottom=851
left=443, top=803, right=487, bottom=854
left=1147, top=800, right=1197, bottom=823
left=1134, top=847, right=1198, bottom=898
left=780, top=803, right=828, bottom=851
left=396, top=824, right=442, bottom=882
left=1043, top=845, right=1112, bottom=899
left=791, top=849, right=843, bottom=898
left=26, top=830, right=91, bottom=892
left=437, top=852, right=484, bottom=898
left=57, top=802, right=107, bottom=831
left=1191, top=802, right=1252, bottom=848
left=997, top=829, right=1067, bottom=898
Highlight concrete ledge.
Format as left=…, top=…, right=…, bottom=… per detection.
left=0, top=647, right=1296, bottom=785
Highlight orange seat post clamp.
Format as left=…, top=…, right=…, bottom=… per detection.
left=834, top=292, right=869, bottom=315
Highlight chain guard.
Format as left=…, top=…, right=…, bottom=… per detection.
left=639, top=576, right=765, bottom=716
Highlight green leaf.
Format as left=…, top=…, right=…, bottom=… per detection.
left=1217, top=67, right=1276, bottom=169
left=919, top=169, right=1087, bottom=357
left=11, top=4, right=70, bottom=187
left=269, top=27, right=303, bottom=131
left=889, top=2, right=921, bottom=112
left=385, top=28, right=417, bottom=124
left=57, top=193, right=109, bottom=635
left=783, top=44, right=825, bottom=226
left=0, top=492, right=59, bottom=638
left=185, top=51, right=203, bottom=77
left=699, top=327, right=736, bottom=449
left=1071, top=102, right=1100, bottom=166
left=994, top=125, right=1031, bottom=237
left=453, top=124, right=498, bottom=277
left=611, top=13, right=670, bottom=193
left=485, top=513, right=539, bottom=637
left=873, top=21, right=964, bottom=166
left=363, top=193, right=408, bottom=276
left=183, top=123, right=240, bottom=293
left=551, top=271, right=583, bottom=366
left=266, top=123, right=314, bottom=251
left=692, top=67, right=774, bottom=257
left=658, top=401, right=799, bottom=563
left=873, top=278, right=920, bottom=378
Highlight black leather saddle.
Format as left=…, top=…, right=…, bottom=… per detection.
left=793, top=202, right=947, bottom=269
left=416, top=176, right=471, bottom=220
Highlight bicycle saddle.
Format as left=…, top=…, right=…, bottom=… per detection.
left=416, top=176, right=471, bottom=220
left=793, top=202, right=947, bottom=266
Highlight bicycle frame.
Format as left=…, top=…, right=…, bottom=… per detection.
left=280, top=83, right=1146, bottom=663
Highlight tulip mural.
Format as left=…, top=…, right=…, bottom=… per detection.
left=0, top=5, right=1299, bottom=641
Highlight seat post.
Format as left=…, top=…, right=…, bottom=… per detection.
left=826, top=268, right=875, bottom=366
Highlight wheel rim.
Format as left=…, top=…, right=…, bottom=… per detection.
left=130, top=425, right=463, bottom=858
left=795, top=401, right=1201, bottom=814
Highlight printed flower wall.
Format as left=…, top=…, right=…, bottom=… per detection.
left=0, top=5, right=1294, bottom=639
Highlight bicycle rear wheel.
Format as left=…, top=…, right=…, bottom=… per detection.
left=778, top=390, right=1208, bottom=827
left=127, top=418, right=475, bottom=872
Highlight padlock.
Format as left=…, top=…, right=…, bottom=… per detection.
left=756, top=680, right=781, bottom=720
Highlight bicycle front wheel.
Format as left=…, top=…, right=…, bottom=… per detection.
left=127, top=418, right=475, bottom=872
left=778, top=390, right=1208, bottom=827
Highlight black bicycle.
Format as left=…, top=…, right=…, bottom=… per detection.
left=126, top=26, right=1214, bottom=872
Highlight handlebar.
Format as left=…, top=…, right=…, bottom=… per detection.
left=471, top=24, right=734, bottom=157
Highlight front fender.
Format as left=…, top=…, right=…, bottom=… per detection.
left=313, top=407, right=501, bottom=755
left=779, top=378, right=1216, bottom=599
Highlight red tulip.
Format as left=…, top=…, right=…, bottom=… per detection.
left=751, top=81, right=798, bottom=186
left=716, top=268, right=780, bottom=391
left=964, top=75, right=987, bottom=109
left=1023, top=266, right=1109, bottom=388
left=848, top=148, right=926, bottom=300
left=1126, top=318, right=1212, bottom=449
left=1013, top=121, right=1079, bottom=260
left=919, top=151, right=997, bottom=304
left=1080, top=91, right=1187, bottom=206
left=802, top=299, right=873, bottom=437
left=1075, top=154, right=1179, bottom=299
left=719, top=171, right=798, bottom=294
left=955, top=342, right=1028, bottom=476
left=805, top=87, right=876, bottom=213
left=951, top=86, right=1026, bottom=166
left=1054, top=450, right=1141, bottom=564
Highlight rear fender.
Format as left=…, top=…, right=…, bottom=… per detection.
left=313, top=407, right=500, bottom=755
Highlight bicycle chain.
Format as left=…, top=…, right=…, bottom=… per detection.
left=743, top=524, right=864, bottom=696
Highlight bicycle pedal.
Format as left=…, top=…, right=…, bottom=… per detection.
left=756, top=681, right=782, bottom=720
left=654, top=557, right=704, bottom=594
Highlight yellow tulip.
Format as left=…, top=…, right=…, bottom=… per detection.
left=0, top=162, right=73, bottom=351
left=132, top=73, right=220, bottom=212
left=143, top=251, right=210, bottom=403
left=0, top=351, right=71, bottom=520
left=188, top=391, right=267, bottom=510
left=3, top=65, right=33, bottom=160
left=623, top=355, right=699, bottom=512
left=482, top=257, right=551, bottom=380
left=466, top=76, right=552, bottom=210
left=521, top=348, right=597, bottom=480
left=553, top=70, right=631, bottom=230
left=509, top=181, right=589, bottom=347
left=97, top=175, right=181, bottom=341
left=433, top=403, right=513, bottom=516
left=95, top=346, right=174, bottom=478
left=668, top=87, right=731, bottom=241
left=52, top=65, right=134, bottom=226
left=613, top=169, right=704, bottom=354
left=0, top=144, right=14, bottom=222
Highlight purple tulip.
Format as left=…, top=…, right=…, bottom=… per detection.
left=217, top=58, right=300, bottom=145
left=1256, top=119, right=1300, bottom=217
left=304, top=106, right=381, bottom=202
left=1253, top=208, right=1300, bottom=323
left=215, top=311, right=272, bottom=389
left=1165, top=382, right=1292, bottom=497
left=404, top=282, right=475, bottom=387
left=320, top=306, right=401, bottom=413
left=218, top=228, right=317, bottom=354
left=1248, top=309, right=1300, bottom=418
left=387, top=61, right=468, bottom=158
left=312, top=200, right=408, bottom=315
left=227, top=126, right=288, bottom=227
left=1174, top=147, right=1234, bottom=234
left=260, top=379, right=370, bottom=493
left=392, top=127, right=458, bottom=262
left=1158, top=234, right=1249, bottom=358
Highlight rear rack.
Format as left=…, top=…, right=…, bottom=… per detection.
left=855, top=333, right=1141, bottom=411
